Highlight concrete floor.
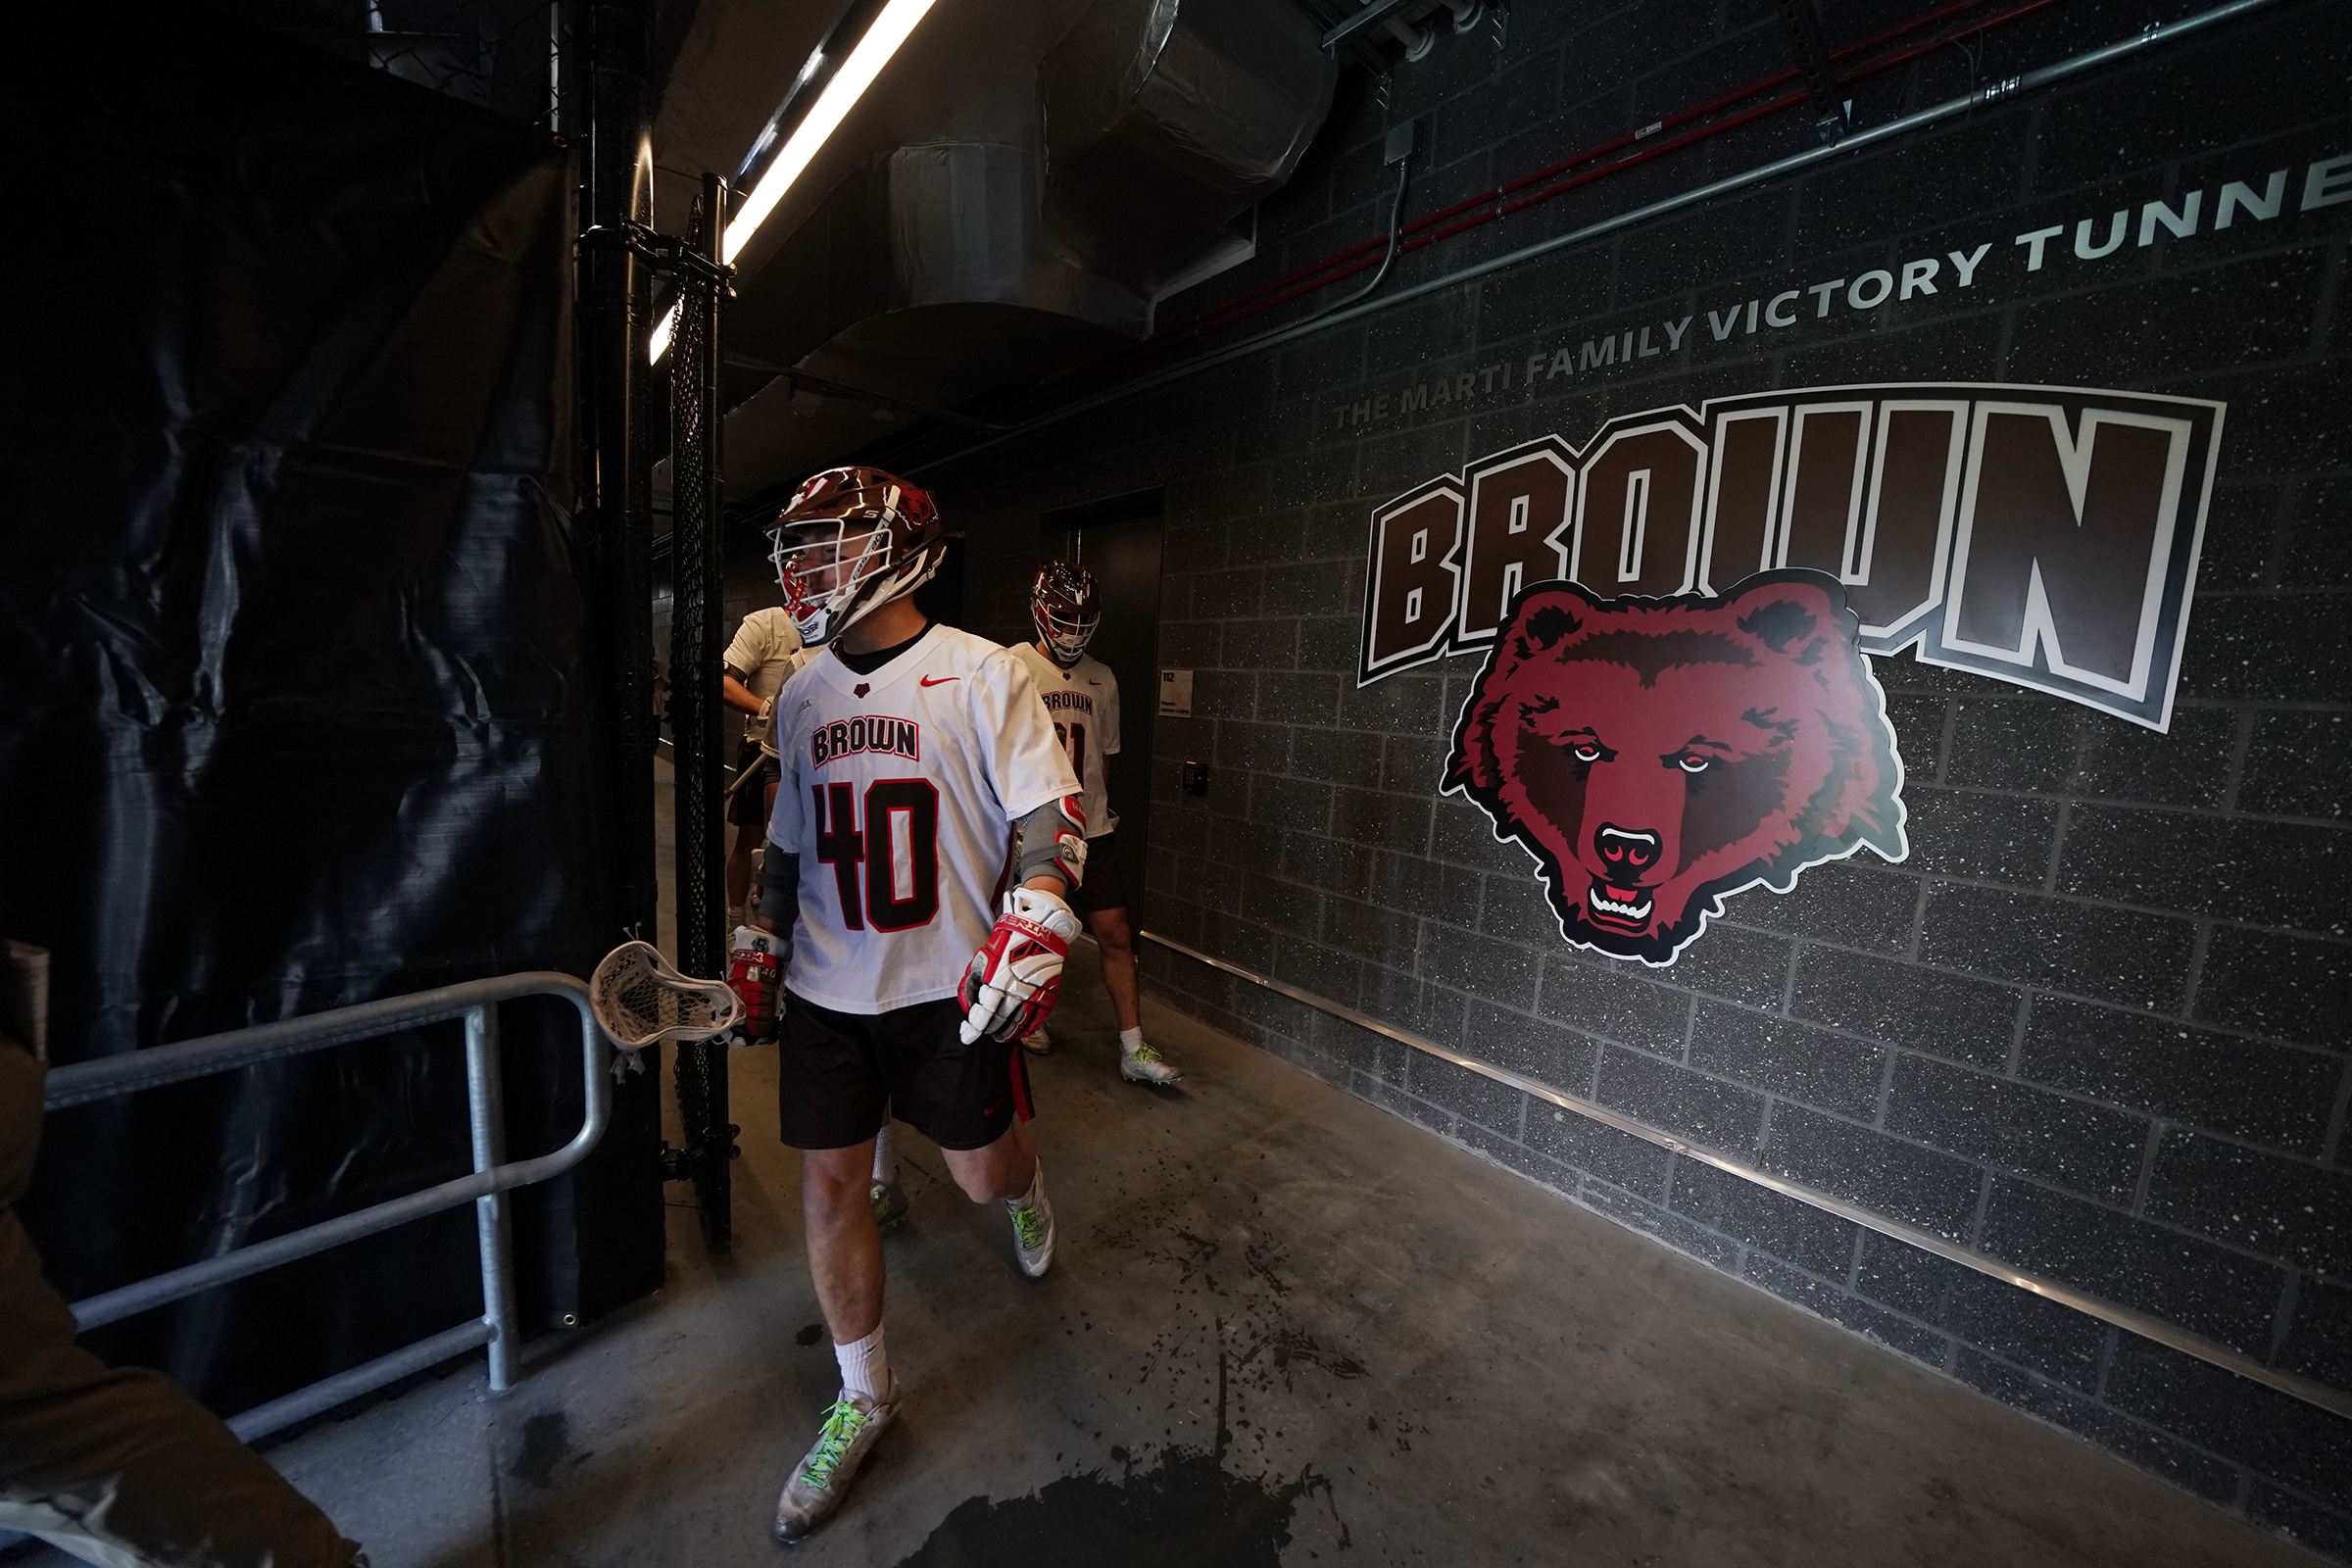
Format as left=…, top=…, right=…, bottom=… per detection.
left=20, top=936, right=2324, bottom=1567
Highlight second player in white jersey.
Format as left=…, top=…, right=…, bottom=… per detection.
left=1014, top=561, right=1183, bottom=1087
left=769, top=623, right=1077, bottom=1014
left=1008, top=642, right=1118, bottom=843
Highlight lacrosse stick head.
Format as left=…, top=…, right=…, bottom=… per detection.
left=590, top=941, right=742, bottom=1049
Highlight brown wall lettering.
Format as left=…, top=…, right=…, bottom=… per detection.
left=1358, top=384, right=2223, bottom=730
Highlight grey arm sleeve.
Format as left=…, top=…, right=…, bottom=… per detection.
left=755, top=847, right=800, bottom=924
left=1013, top=799, right=1086, bottom=890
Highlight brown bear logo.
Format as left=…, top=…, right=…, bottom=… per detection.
left=1446, top=570, right=1907, bottom=966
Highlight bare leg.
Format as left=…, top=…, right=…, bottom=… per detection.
left=1088, top=906, right=1142, bottom=1031
left=726, top=816, right=760, bottom=914
left=938, top=1121, right=1037, bottom=1204
left=799, top=1141, right=884, bottom=1343
left=726, top=781, right=782, bottom=917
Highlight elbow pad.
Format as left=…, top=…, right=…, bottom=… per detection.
left=1015, top=796, right=1087, bottom=889
left=756, top=847, right=800, bottom=925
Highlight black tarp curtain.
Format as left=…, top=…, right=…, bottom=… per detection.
left=0, top=5, right=662, bottom=1417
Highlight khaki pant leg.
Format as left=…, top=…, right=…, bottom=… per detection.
left=0, top=1115, right=362, bottom=1568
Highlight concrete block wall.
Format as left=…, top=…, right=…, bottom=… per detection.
left=935, top=0, right=2351, bottom=1552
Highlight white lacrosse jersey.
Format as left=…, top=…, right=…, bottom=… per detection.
left=1009, top=643, right=1120, bottom=840
left=768, top=625, right=1079, bottom=1013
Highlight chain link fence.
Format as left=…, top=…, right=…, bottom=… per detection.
left=664, top=184, right=735, bottom=1255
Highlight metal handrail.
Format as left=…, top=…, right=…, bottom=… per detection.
left=40, top=971, right=611, bottom=1441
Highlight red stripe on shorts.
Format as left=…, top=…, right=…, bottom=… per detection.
left=1008, top=1043, right=1035, bottom=1123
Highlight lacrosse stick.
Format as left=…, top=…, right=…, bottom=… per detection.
left=723, top=737, right=781, bottom=799
left=589, top=940, right=743, bottom=1080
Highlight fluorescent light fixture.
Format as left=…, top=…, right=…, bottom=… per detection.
left=648, top=0, right=939, bottom=362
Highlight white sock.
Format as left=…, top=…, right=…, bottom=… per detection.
left=833, top=1324, right=889, bottom=1401
left=1004, top=1158, right=1043, bottom=1212
left=1119, top=1027, right=1145, bottom=1054
left=871, top=1121, right=896, bottom=1185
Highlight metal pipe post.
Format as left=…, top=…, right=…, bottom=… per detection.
left=581, top=0, right=658, bottom=941
left=465, top=1004, right=522, bottom=1392
left=569, top=0, right=670, bottom=1321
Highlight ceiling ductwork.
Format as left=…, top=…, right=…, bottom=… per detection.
left=1042, top=0, right=1336, bottom=301
left=699, top=0, right=1338, bottom=502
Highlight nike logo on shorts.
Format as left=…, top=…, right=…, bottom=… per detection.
left=921, top=675, right=959, bottom=687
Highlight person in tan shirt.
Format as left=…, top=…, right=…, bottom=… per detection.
left=722, top=606, right=808, bottom=923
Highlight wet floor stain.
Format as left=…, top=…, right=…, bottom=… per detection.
left=796, top=1322, right=826, bottom=1347
left=893, top=1446, right=1336, bottom=1568
left=507, top=1411, right=578, bottom=1488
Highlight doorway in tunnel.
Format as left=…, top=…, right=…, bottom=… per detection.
left=1041, top=490, right=1164, bottom=924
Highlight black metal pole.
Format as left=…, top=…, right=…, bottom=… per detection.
left=582, top=0, right=657, bottom=943
left=560, top=0, right=667, bottom=1321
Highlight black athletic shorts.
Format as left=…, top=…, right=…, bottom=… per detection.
left=777, top=992, right=1032, bottom=1152
left=1065, top=832, right=1124, bottom=916
left=726, top=737, right=780, bottom=827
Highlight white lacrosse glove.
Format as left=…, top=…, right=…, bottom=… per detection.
left=957, top=885, right=1082, bottom=1045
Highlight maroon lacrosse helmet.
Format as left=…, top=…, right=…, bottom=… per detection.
left=1031, top=561, right=1101, bottom=667
left=764, top=466, right=944, bottom=646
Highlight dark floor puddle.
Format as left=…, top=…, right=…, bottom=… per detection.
left=895, top=1446, right=1340, bottom=1567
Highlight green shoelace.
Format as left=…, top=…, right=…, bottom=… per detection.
left=1128, top=1043, right=1164, bottom=1063
left=1010, top=1200, right=1049, bottom=1250
left=800, top=1398, right=869, bottom=1488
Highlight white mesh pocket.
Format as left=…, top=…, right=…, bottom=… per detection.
left=589, top=941, right=741, bottom=1049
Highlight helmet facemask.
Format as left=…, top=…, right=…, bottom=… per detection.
left=1033, top=600, right=1100, bottom=667
left=769, top=512, right=938, bottom=647
left=1030, top=561, right=1101, bottom=667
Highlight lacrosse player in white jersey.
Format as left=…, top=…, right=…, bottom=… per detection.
left=1009, top=562, right=1181, bottom=1086
left=725, top=466, right=1084, bottom=1544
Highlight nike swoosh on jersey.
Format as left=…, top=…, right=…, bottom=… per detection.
left=920, top=675, right=960, bottom=686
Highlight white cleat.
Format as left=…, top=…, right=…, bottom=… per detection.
left=1119, top=1041, right=1183, bottom=1086
left=1005, top=1162, right=1055, bottom=1279
left=771, top=1376, right=902, bottom=1544
left=1019, top=1025, right=1052, bottom=1054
